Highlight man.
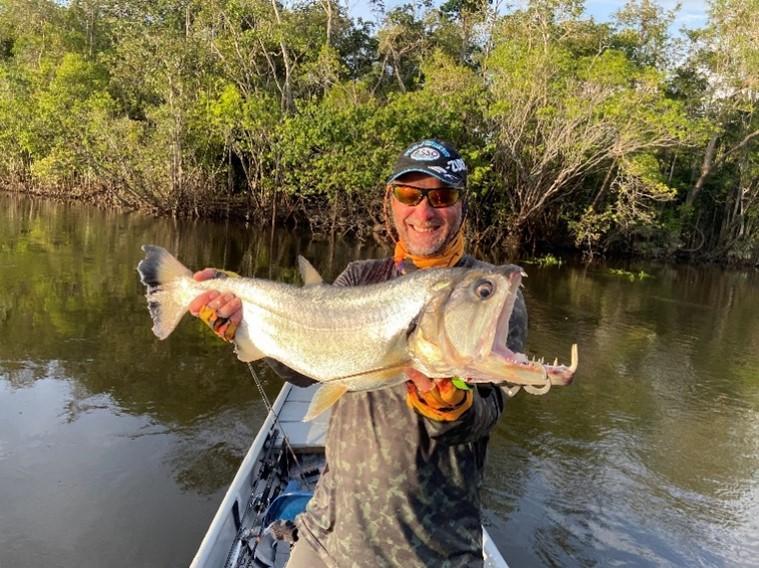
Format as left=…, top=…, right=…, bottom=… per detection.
left=189, top=139, right=527, bottom=567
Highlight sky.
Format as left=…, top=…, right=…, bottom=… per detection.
left=582, top=0, right=709, bottom=31
left=346, top=0, right=711, bottom=34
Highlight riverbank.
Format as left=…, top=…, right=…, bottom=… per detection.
left=0, top=184, right=384, bottom=241
left=4, top=187, right=758, bottom=268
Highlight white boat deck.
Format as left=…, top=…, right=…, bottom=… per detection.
left=276, top=384, right=330, bottom=450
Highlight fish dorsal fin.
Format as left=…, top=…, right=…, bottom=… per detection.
left=303, top=383, right=349, bottom=421
left=297, top=256, right=324, bottom=286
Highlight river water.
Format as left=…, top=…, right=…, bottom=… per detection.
left=1, top=194, right=757, bottom=568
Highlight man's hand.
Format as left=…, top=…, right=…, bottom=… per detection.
left=404, top=369, right=473, bottom=421
left=188, top=268, right=243, bottom=342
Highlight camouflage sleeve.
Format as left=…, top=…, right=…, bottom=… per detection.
left=421, top=384, right=503, bottom=444
left=332, top=261, right=372, bottom=287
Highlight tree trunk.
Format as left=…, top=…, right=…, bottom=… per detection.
left=686, top=133, right=719, bottom=208
left=320, top=0, right=333, bottom=46
left=271, top=0, right=294, bottom=113
left=504, top=228, right=522, bottom=260
left=590, top=161, right=616, bottom=210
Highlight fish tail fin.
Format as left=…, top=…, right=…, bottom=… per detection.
left=303, top=383, right=349, bottom=421
left=137, top=245, right=193, bottom=339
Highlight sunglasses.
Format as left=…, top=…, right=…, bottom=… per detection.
left=391, top=185, right=462, bottom=208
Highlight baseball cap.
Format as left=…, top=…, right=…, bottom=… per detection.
left=387, top=139, right=468, bottom=188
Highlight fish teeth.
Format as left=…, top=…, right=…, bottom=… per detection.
left=569, top=344, right=579, bottom=372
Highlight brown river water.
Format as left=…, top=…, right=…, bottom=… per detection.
left=1, top=194, right=757, bottom=567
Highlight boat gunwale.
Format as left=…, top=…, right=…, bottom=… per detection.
left=190, top=383, right=294, bottom=568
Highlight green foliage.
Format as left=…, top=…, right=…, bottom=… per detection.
left=607, top=268, right=653, bottom=281
left=0, top=0, right=755, bottom=262
left=568, top=207, right=614, bottom=255
left=523, top=254, right=564, bottom=267
left=275, top=88, right=383, bottom=200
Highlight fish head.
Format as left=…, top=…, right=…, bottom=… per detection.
left=409, top=265, right=522, bottom=374
left=410, top=264, right=578, bottom=390
left=441, top=266, right=521, bottom=362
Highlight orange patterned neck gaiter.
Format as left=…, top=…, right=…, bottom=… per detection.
left=393, top=225, right=465, bottom=270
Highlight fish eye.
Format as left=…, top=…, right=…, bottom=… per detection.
left=474, top=279, right=494, bottom=299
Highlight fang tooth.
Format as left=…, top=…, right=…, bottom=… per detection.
left=569, top=344, right=579, bottom=372
left=553, top=358, right=558, bottom=366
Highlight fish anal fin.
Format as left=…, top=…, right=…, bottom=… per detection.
left=297, top=256, right=324, bottom=286
left=304, top=384, right=349, bottom=422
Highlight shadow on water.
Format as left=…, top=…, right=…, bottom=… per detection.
left=1, top=194, right=758, bottom=567
left=1, top=194, right=385, bottom=411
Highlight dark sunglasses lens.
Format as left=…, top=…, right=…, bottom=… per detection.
left=428, top=189, right=460, bottom=208
left=393, top=186, right=423, bottom=206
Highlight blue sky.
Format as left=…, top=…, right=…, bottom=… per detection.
left=347, top=0, right=710, bottom=33
left=583, top=0, right=708, bottom=31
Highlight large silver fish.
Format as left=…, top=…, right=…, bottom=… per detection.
left=137, top=245, right=577, bottom=420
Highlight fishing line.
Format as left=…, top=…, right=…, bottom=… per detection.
left=245, top=362, right=313, bottom=491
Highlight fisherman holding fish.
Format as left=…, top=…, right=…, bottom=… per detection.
left=184, top=140, right=534, bottom=567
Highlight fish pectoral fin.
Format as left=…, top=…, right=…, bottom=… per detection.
left=303, top=384, right=349, bottom=422
left=297, top=256, right=324, bottom=286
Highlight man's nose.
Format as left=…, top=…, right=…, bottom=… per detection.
left=411, top=195, right=437, bottom=219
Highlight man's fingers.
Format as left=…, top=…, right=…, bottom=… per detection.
left=207, top=292, right=235, bottom=310
left=404, top=368, right=435, bottom=393
left=189, top=290, right=220, bottom=315
left=404, top=372, right=466, bottom=405
left=187, top=280, right=241, bottom=343
left=216, top=297, right=243, bottom=319
left=193, top=268, right=218, bottom=282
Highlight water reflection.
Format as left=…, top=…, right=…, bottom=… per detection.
left=1, top=193, right=758, bottom=567
left=0, top=194, right=386, bottom=566
left=485, top=261, right=759, bottom=567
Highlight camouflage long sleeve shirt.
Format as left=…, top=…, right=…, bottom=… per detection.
left=270, top=255, right=528, bottom=568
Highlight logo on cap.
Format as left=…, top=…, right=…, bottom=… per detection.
left=409, top=147, right=440, bottom=161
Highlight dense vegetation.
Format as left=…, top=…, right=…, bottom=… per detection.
left=0, top=0, right=756, bottom=262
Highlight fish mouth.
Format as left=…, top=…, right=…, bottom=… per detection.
left=485, top=344, right=578, bottom=389
left=470, top=269, right=578, bottom=391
